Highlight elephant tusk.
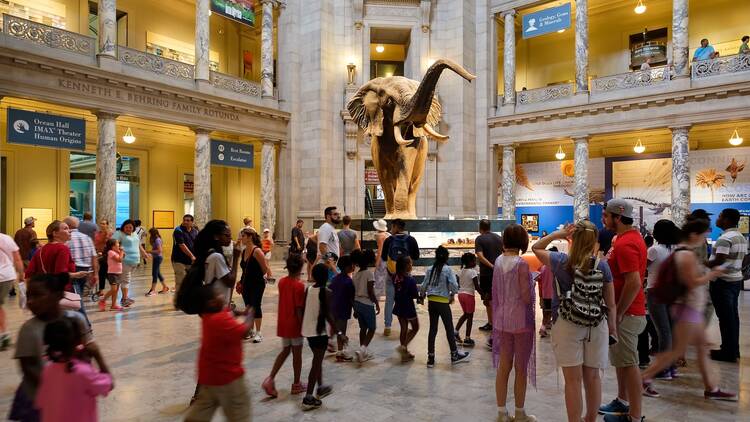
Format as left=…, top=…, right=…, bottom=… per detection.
left=424, top=124, right=449, bottom=141
left=393, top=125, right=413, bottom=146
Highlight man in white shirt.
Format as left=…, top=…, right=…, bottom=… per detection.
left=317, top=206, right=342, bottom=262
left=0, top=232, right=24, bottom=350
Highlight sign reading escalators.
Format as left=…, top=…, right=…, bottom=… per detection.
left=211, top=139, right=254, bottom=169
left=7, top=108, right=85, bottom=151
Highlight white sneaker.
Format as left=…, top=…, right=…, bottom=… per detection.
left=362, top=351, right=375, bottom=362
left=514, top=413, right=536, bottom=422
left=253, top=333, right=263, bottom=343
left=354, top=349, right=363, bottom=363
left=496, top=412, right=513, bottom=422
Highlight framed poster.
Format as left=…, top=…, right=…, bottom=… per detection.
left=521, top=214, right=539, bottom=233
left=152, top=210, right=175, bottom=229
left=739, top=215, right=749, bottom=235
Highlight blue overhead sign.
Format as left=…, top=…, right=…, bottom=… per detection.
left=6, top=108, right=85, bottom=151
left=522, top=3, right=571, bottom=39
left=210, top=139, right=254, bottom=169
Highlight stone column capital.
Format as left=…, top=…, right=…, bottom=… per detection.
left=669, top=125, right=691, bottom=133
left=261, top=138, right=280, bottom=145
left=93, top=110, right=118, bottom=120
left=572, top=135, right=590, bottom=143
left=500, top=9, right=516, bottom=18
left=191, top=127, right=212, bottom=135
left=501, top=143, right=518, bottom=151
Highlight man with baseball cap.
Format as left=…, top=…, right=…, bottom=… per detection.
left=599, top=199, right=647, bottom=422
left=13, top=217, right=38, bottom=268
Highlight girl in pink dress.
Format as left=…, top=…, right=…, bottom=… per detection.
left=492, top=224, right=536, bottom=422
left=35, top=316, right=113, bottom=422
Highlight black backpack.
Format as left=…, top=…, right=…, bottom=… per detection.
left=174, top=251, right=216, bottom=315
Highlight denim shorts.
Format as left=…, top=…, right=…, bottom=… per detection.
left=353, top=300, right=376, bottom=331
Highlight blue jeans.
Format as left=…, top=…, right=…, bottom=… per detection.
left=384, top=277, right=395, bottom=328
left=152, top=255, right=164, bottom=283
left=72, top=266, right=91, bottom=327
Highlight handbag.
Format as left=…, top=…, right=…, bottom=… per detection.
left=39, top=245, right=82, bottom=310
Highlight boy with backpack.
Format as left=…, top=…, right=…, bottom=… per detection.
left=379, top=219, right=420, bottom=336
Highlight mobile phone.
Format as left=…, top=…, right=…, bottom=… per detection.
left=609, top=335, right=618, bottom=346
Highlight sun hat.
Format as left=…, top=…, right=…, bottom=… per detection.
left=373, top=219, right=388, bottom=232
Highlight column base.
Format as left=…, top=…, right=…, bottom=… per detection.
left=195, top=79, right=212, bottom=91
left=96, top=54, right=119, bottom=71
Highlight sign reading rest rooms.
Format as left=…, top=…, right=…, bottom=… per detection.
left=6, top=108, right=85, bottom=151
left=211, top=139, right=254, bottom=169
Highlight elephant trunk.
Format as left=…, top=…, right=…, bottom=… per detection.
left=396, top=59, right=476, bottom=126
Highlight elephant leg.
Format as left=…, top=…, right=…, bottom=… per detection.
left=372, top=138, right=396, bottom=217
left=406, top=139, right=428, bottom=218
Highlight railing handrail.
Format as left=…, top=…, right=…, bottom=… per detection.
left=210, top=70, right=262, bottom=98
left=517, top=82, right=574, bottom=105
left=2, top=13, right=95, bottom=56
left=691, top=53, right=750, bottom=79
left=119, top=45, right=195, bottom=80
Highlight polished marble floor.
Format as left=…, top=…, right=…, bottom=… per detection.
left=1, top=261, right=749, bottom=421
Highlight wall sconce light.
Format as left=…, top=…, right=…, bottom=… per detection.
left=634, top=0, right=646, bottom=14
left=633, top=138, right=646, bottom=154
left=347, top=63, right=356, bottom=85
left=375, top=45, right=385, bottom=53
left=555, top=145, right=566, bottom=160
left=729, top=128, right=744, bottom=146
left=122, top=127, right=136, bottom=144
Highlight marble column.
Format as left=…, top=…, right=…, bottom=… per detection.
left=502, top=10, right=516, bottom=105
left=575, top=0, right=589, bottom=94
left=95, top=112, right=117, bottom=225
left=195, top=0, right=210, bottom=82
left=489, top=13, right=499, bottom=110
left=97, top=0, right=117, bottom=58
left=260, top=140, right=277, bottom=236
left=672, top=0, right=689, bottom=78
left=501, top=145, right=516, bottom=220
left=573, top=137, right=590, bottom=221
left=671, top=126, right=691, bottom=226
left=261, top=0, right=275, bottom=98
left=193, top=129, right=212, bottom=229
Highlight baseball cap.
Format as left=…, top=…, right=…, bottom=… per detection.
left=605, top=198, right=634, bottom=219
left=24, top=216, right=36, bottom=226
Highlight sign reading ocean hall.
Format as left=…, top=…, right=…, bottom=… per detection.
left=522, top=3, right=571, bottom=39
left=211, top=139, right=254, bottom=169
left=7, top=108, right=85, bottom=151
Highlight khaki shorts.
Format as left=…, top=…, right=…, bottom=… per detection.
left=609, top=315, right=646, bottom=368
left=551, top=317, right=609, bottom=368
left=120, top=264, right=136, bottom=289
left=281, top=337, right=303, bottom=347
left=173, top=262, right=191, bottom=291
left=0, top=281, right=12, bottom=306
left=185, top=376, right=250, bottom=422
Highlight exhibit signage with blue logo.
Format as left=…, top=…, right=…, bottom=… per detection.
left=6, top=108, right=86, bottom=151
left=210, top=139, right=254, bottom=169
left=522, top=3, right=571, bottom=39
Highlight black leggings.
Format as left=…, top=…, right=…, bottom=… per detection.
left=427, top=300, right=458, bottom=354
left=98, top=256, right=107, bottom=291
left=242, top=279, right=266, bottom=319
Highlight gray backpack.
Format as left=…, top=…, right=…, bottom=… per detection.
left=556, top=257, right=606, bottom=327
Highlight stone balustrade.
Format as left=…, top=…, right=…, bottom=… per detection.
left=592, top=67, right=668, bottom=93
left=3, top=14, right=94, bottom=56
left=210, top=71, right=262, bottom=98
left=517, top=83, right=574, bottom=105
left=691, top=54, right=750, bottom=79
left=119, top=46, right=195, bottom=80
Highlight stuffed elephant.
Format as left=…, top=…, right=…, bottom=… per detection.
left=347, top=59, right=475, bottom=219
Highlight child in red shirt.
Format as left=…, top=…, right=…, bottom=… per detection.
left=261, top=255, right=307, bottom=398
left=185, top=283, right=254, bottom=422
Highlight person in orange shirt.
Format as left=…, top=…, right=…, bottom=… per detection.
left=261, top=229, right=274, bottom=261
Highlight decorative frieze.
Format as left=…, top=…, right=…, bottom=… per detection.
left=517, top=83, right=573, bottom=105
left=3, top=14, right=94, bottom=56
left=592, top=67, right=667, bottom=93
left=119, top=46, right=195, bottom=80
left=210, top=71, right=261, bottom=97
left=692, top=54, right=750, bottom=79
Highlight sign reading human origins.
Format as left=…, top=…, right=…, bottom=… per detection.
left=7, top=108, right=85, bottom=151
left=211, top=139, right=254, bottom=169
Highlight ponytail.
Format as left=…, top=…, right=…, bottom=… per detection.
left=429, top=246, right=450, bottom=287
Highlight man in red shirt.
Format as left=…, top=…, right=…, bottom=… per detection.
left=261, top=255, right=307, bottom=398
left=185, top=283, right=253, bottom=422
left=599, top=199, right=647, bottom=422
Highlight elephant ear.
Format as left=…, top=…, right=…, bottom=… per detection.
left=347, top=87, right=370, bottom=129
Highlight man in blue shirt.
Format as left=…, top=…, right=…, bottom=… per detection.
left=693, top=38, right=718, bottom=61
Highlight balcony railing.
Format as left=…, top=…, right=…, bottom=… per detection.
left=210, top=71, right=261, bottom=98
left=591, top=66, right=668, bottom=93
left=517, top=83, right=574, bottom=105
left=3, top=14, right=94, bottom=56
left=692, top=53, right=750, bottom=79
left=119, top=46, right=195, bottom=80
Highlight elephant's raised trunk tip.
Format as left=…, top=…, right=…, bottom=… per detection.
left=397, top=59, right=476, bottom=125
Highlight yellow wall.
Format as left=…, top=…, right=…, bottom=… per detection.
left=502, top=0, right=749, bottom=91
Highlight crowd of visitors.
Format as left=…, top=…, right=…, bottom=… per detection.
left=1, top=198, right=747, bottom=421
